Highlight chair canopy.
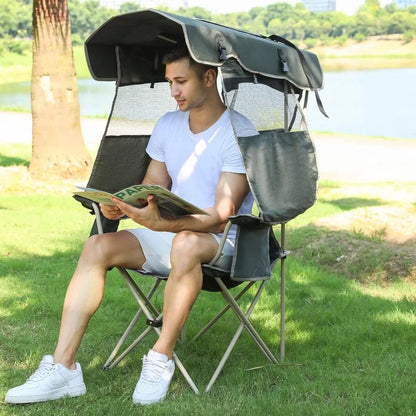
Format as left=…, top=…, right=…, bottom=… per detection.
left=85, top=8, right=323, bottom=93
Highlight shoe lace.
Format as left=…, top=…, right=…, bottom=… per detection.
left=27, top=360, right=55, bottom=382
left=141, top=356, right=167, bottom=383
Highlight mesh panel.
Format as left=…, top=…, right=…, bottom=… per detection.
left=223, top=82, right=303, bottom=131
left=106, top=79, right=303, bottom=136
left=106, top=82, right=177, bottom=136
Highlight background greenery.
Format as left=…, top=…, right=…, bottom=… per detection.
left=1, top=0, right=416, bottom=56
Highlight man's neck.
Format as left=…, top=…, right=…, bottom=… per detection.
left=188, top=99, right=226, bottom=134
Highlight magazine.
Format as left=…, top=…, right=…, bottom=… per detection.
left=73, top=184, right=209, bottom=217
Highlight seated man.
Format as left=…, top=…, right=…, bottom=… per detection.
left=5, top=45, right=257, bottom=406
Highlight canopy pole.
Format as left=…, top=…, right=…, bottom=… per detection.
left=284, top=80, right=289, bottom=132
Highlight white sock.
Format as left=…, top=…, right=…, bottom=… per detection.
left=148, top=349, right=169, bottom=362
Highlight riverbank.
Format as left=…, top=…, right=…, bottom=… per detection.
left=1, top=111, right=415, bottom=184
left=310, top=35, right=416, bottom=71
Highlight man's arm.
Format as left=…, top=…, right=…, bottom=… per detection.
left=100, top=159, right=172, bottom=220
left=141, top=159, right=172, bottom=189
left=111, top=171, right=250, bottom=234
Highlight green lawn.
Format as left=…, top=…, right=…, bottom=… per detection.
left=0, top=45, right=92, bottom=85
left=1, top=146, right=416, bottom=415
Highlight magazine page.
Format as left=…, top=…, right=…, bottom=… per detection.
left=73, top=185, right=209, bottom=217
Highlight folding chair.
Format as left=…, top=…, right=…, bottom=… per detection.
left=74, top=9, right=323, bottom=393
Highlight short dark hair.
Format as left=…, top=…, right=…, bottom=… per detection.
left=162, top=44, right=217, bottom=79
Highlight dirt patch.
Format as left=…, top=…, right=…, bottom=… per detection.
left=315, top=205, right=416, bottom=244
left=305, top=228, right=416, bottom=285
left=308, top=184, right=416, bottom=283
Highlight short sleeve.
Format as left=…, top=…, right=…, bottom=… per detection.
left=146, top=116, right=166, bottom=162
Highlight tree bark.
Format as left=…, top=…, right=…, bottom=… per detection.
left=30, top=0, right=91, bottom=178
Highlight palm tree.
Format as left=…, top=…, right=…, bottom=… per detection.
left=30, top=0, right=91, bottom=178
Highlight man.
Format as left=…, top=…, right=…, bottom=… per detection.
left=5, top=45, right=257, bottom=405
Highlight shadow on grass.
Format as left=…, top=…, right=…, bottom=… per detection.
left=0, top=153, right=29, bottom=167
left=324, top=196, right=384, bottom=211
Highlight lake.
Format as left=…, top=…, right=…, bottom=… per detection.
left=0, top=67, right=415, bottom=139
left=306, top=67, right=416, bottom=140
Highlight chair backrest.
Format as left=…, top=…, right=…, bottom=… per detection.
left=87, top=135, right=151, bottom=194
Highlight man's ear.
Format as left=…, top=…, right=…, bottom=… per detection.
left=204, top=68, right=217, bottom=86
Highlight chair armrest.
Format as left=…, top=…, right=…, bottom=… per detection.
left=228, top=213, right=268, bottom=227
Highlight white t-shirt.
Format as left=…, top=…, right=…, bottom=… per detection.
left=146, top=109, right=257, bottom=231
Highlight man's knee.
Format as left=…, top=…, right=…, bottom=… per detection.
left=81, top=233, right=114, bottom=265
left=171, top=231, right=201, bottom=258
left=171, top=231, right=216, bottom=266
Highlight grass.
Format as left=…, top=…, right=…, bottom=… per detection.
left=0, top=143, right=31, bottom=167
left=1, top=146, right=416, bottom=415
left=0, top=45, right=92, bottom=85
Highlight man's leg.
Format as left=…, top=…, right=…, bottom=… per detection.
left=133, top=231, right=218, bottom=405
left=153, top=231, right=218, bottom=358
left=54, top=230, right=147, bottom=369
left=5, top=230, right=146, bottom=404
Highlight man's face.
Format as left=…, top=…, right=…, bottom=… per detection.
left=165, top=57, right=207, bottom=112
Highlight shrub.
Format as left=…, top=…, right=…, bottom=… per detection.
left=403, top=30, right=414, bottom=43
left=3, top=38, right=31, bottom=55
left=304, top=37, right=318, bottom=49
left=353, top=32, right=366, bottom=42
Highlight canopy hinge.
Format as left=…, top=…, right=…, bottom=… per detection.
left=278, top=48, right=288, bottom=72
left=216, top=34, right=227, bottom=61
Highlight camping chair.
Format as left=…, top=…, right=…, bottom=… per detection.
left=74, top=9, right=324, bottom=394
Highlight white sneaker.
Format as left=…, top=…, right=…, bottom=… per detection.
left=132, top=350, right=175, bottom=405
left=5, top=355, right=86, bottom=404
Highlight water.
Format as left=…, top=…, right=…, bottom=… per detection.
left=306, top=67, right=416, bottom=140
left=1, top=68, right=415, bottom=139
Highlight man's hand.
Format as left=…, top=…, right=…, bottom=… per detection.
left=111, top=195, right=164, bottom=231
left=100, top=203, right=124, bottom=220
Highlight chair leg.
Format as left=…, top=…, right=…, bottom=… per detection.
left=103, top=274, right=163, bottom=369
left=103, top=309, right=143, bottom=369
left=216, top=278, right=279, bottom=364
left=205, top=319, right=246, bottom=392
left=280, top=223, right=286, bottom=363
left=280, top=256, right=286, bottom=363
left=104, top=325, right=154, bottom=370
left=204, top=278, right=279, bottom=392
left=191, top=282, right=254, bottom=342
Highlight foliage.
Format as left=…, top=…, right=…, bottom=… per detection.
left=403, top=30, right=415, bottom=42
left=0, top=0, right=31, bottom=39
left=1, top=0, right=416, bottom=55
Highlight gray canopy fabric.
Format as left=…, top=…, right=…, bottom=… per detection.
left=85, top=8, right=324, bottom=92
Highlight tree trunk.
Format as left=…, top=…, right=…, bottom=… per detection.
left=30, top=0, right=91, bottom=178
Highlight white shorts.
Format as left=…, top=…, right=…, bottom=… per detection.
left=125, top=228, right=235, bottom=277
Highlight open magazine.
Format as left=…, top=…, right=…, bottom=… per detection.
left=73, top=184, right=209, bottom=217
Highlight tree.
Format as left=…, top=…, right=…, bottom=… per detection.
left=69, top=0, right=115, bottom=42
left=0, top=0, right=31, bottom=38
left=119, top=1, right=142, bottom=14
left=30, top=0, right=91, bottom=178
